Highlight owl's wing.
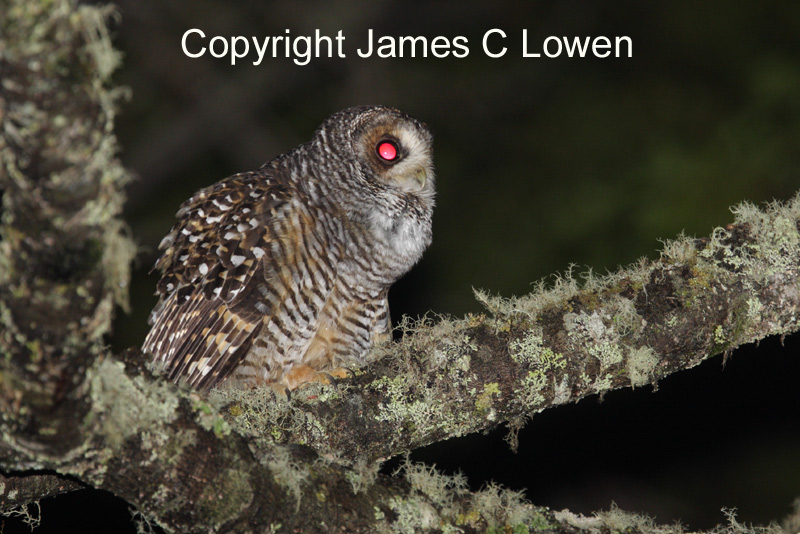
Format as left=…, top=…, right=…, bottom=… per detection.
left=143, top=169, right=302, bottom=390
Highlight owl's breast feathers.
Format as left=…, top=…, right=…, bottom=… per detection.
left=143, top=169, right=317, bottom=389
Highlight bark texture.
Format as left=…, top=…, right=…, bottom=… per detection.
left=1, top=1, right=798, bottom=533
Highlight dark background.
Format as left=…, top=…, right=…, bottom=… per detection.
left=8, top=1, right=800, bottom=532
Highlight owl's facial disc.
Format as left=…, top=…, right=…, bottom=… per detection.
left=360, top=118, right=434, bottom=196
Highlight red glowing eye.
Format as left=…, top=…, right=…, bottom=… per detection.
left=377, top=141, right=398, bottom=161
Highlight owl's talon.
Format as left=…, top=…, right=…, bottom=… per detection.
left=272, top=382, right=292, bottom=401
left=315, top=372, right=337, bottom=386
left=256, top=380, right=291, bottom=401
left=327, top=367, right=355, bottom=381
left=279, top=364, right=356, bottom=391
left=282, top=364, right=329, bottom=390
left=310, top=367, right=355, bottom=390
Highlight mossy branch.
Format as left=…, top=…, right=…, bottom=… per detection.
left=2, top=0, right=799, bottom=533
left=0, top=473, right=84, bottom=514
left=216, top=195, right=800, bottom=465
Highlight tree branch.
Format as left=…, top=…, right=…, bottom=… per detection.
left=1, top=0, right=798, bottom=532
left=216, top=197, right=800, bottom=464
left=0, top=472, right=84, bottom=513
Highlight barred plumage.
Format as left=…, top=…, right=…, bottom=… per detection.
left=143, top=106, right=435, bottom=391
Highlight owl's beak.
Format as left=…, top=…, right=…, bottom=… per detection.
left=411, top=167, right=427, bottom=190
left=393, top=166, right=428, bottom=192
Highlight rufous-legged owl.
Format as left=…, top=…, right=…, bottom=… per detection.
left=143, top=106, right=435, bottom=391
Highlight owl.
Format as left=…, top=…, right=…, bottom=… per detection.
left=142, top=106, right=435, bottom=391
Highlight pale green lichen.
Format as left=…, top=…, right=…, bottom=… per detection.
left=400, top=461, right=468, bottom=508
left=475, top=382, right=501, bottom=418
left=553, top=504, right=668, bottom=533
left=552, top=375, right=572, bottom=405
left=208, top=383, right=329, bottom=448
left=130, top=507, right=159, bottom=534
left=701, top=226, right=751, bottom=271
left=263, top=443, right=309, bottom=508
left=388, top=495, right=441, bottom=533
left=434, top=338, right=475, bottom=385
left=555, top=503, right=787, bottom=534
left=510, top=331, right=566, bottom=371
left=344, top=460, right=380, bottom=495
left=746, top=296, right=764, bottom=322
left=470, top=482, right=539, bottom=531
left=729, top=199, right=800, bottom=284
left=542, top=348, right=566, bottom=370
left=89, top=359, right=179, bottom=450
left=627, top=346, right=659, bottom=388
left=2, top=502, right=41, bottom=531
left=197, top=468, right=254, bottom=530
left=371, top=375, right=467, bottom=432
left=609, top=296, right=644, bottom=337
left=193, top=397, right=232, bottom=438
left=596, top=503, right=659, bottom=532
left=508, top=329, right=568, bottom=410
left=519, top=371, right=547, bottom=406
left=693, top=197, right=800, bottom=307
left=590, top=341, right=624, bottom=369
left=714, top=324, right=726, bottom=346
left=475, top=269, right=582, bottom=322
left=509, top=331, right=546, bottom=365
left=659, top=232, right=698, bottom=263
left=383, top=459, right=542, bottom=533
left=592, top=374, right=614, bottom=394
left=565, top=311, right=625, bottom=370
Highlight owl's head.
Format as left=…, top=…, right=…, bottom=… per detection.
left=305, top=106, right=436, bottom=264
left=315, top=106, right=436, bottom=205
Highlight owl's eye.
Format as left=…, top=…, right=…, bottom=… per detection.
left=376, top=140, right=398, bottom=162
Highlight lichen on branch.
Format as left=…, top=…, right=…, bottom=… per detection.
left=212, top=194, right=800, bottom=465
